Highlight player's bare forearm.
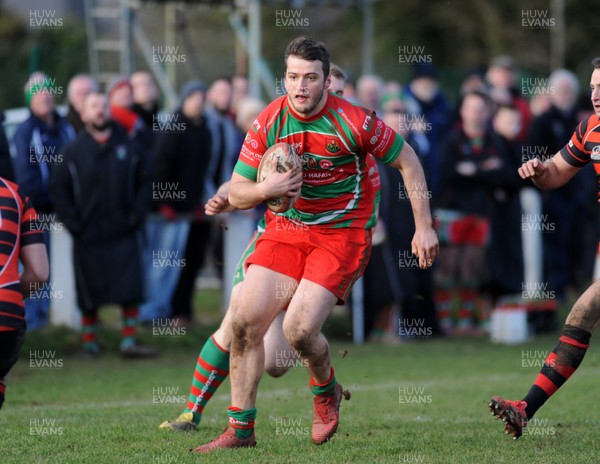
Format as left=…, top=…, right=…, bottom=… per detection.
left=229, top=167, right=303, bottom=210
left=518, top=153, right=580, bottom=190
left=205, top=181, right=236, bottom=216
left=228, top=173, right=268, bottom=210
left=19, top=243, right=49, bottom=298
left=393, top=143, right=433, bottom=230
left=390, top=143, right=439, bottom=267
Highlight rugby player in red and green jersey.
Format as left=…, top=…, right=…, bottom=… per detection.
left=193, top=36, right=438, bottom=453
left=161, top=63, right=383, bottom=432
left=490, top=57, right=600, bottom=439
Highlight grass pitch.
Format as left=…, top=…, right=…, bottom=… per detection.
left=1, top=295, right=599, bottom=463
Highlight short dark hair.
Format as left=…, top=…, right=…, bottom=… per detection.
left=461, top=89, right=492, bottom=108
left=284, top=36, right=330, bottom=79
left=591, top=57, right=600, bottom=69
left=329, top=63, right=346, bottom=84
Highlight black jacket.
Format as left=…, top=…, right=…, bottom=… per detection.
left=51, top=123, right=152, bottom=310
left=154, top=110, right=212, bottom=213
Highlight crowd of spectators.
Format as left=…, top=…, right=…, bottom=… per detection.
left=1, top=54, right=597, bottom=348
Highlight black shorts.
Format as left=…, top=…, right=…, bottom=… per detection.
left=0, top=327, right=26, bottom=408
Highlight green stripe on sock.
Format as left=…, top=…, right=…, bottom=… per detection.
left=183, top=337, right=230, bottom=423
left=311, top=375, right=337, bottom=396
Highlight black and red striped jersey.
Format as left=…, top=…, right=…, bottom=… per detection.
left=0, top=178, right=45, bottom=331
left=560, top=114, right=600, bottom=169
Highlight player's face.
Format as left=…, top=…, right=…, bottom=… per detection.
left=285, top=56, right=331, bottom=117
left=329, top=76, right=345, bottom=96
left=590, top=69, right=600, bottom=117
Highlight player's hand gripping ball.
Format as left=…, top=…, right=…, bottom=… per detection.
left=257, top=142, right=303, bottom=213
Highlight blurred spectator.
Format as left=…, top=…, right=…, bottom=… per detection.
left=435, top=90, right=504, bottom=335
left=529, top=92, right=552, bottom=117
left=132, top=70, right=166, bottom=323
left=329, top=63, right=346, bottom=96
left=486, top=55, right=532, bottom=140
left=131, top=70, right=160, bottom=128
left=363, top=98, right=440, bottom=341
left=383, top=80, right=403, bottom=96
left=528, top=69, right=596, bottom=300
left=0, top=177, right=48, bottom=410
left=12, top=72, right=75, bottom=330
left=107, top=76, right=143, bottom=136
left=488, top=104, right=525, bottom=300
left=231, top=74, right=249, bottom=119
left=51, top=92, right=157, bottom=358
left=66, top=74, right=98, bottom=133
left=207, top=77, right=234, bottom=120
left=403, top=65, right=452, bottom=195
left=192, top=77, right=241, bottom=285
left=167, top=81, right=217, bottom=324
left=0, top=113, right=15, bottom=180
left=356, top=74, right=384, bottom=112
left=460, top=67, right=488, bottom=95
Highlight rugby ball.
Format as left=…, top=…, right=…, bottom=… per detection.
left=257, top=142, right=302, bottom=213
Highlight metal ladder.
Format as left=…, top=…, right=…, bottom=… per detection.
left=83, top=0, right=178, bottom=109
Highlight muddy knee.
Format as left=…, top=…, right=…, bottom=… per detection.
left=231, top=319, right=262, bottom=356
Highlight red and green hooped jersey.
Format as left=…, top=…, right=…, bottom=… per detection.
left=233, top=93, right=403, bottom=229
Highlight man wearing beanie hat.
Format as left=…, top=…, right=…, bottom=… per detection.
left=107, top=76, right=143, bottom=136
left=140, top=80, right=215, bottom=325
left=12, top=72, right=75, bottom=330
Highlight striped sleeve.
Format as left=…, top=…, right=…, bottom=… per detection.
left=19, top=189, right=45, bottom=247
left=560, top=117, right=591, bottom=167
